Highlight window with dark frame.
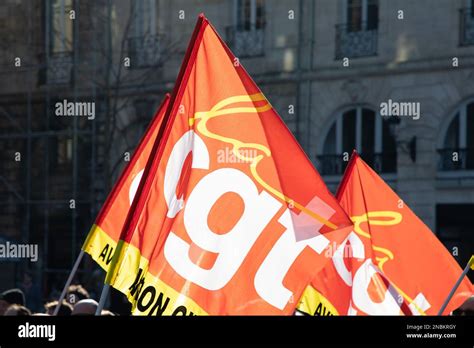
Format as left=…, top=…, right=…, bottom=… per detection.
left=440, top=101, right=474, bottom=171
left=50, top=0, right=73, bottom=54
left=346, top=0, right=378, bottom=32
left=320, top=107, right=396, bottom=175
left=236, top=0, right=265, bottom=31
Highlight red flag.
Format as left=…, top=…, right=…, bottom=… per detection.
left=82, top=94, right=170, bottom=270
left=105, top=14, right=353, bottom=315
left=298, top=152, right=473, bottom=315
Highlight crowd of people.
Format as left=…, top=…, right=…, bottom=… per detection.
left=1, top=283, right=472, bottom=316
left=0, top=284, right=117, bottom=316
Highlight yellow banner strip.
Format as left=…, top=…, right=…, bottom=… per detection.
left=297, top=285, right=339, bottom=316
left=82, top=225, right=208, bottom=315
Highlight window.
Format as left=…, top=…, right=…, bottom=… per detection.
left=346, top=0, right=378, bottom=32
left=436, top=204, right=474, bottom=282
left=236, top=0, right=265, bottom=31
left=336, top=0, right=378, bottom=58
left=58, top=138, right=73, bottom=165
left=128, top=0, right=161, bottom=68
left=50, top=0, right=73, bottom=53
left=460, top=1, right=474, bottom=45
left=438, top=100, right=474, bottom=170
left=49, top=136, right=73, bottom=171
left=227, top=0, right=266, bottom=57
left=319, top=107, right=396, bottom=175
left=347, top=0, right=362, bottom=31
left=131, top=0, right=156, bottom=37
left=42, top=0, right=74, bottom=84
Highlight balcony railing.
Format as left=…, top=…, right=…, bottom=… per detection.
left=335, top=22, right=378, bottom=59
left=460, top=8, right=474, bottom=46
left=317, top=152, right=396, bottom=176
left=46, top=52, right=73, bottom=85
left=127, top=34, right=164, bottom=68
left=226, top=25, right=265, bottom=58
left=438, top=148, right=474, bottom=171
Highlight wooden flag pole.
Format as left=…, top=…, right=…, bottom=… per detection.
left=437, top=255, right=474, bottom=315
left=53, top=250, right=85, bottom=315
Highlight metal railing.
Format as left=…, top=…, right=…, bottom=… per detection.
left=317, top=152, right=396, bottom=175
left=438, top=148, right=474, bottom=171
left=335, top=22, right=378, bottom=59
left=226, top=25, right=265, bottom=58
left=460, top=7, right=474, bottom=46
left=127, top=34, right=164, bottom=68
left=46, top=51, right=73, bottom=85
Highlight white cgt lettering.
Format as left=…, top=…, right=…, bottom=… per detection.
left=332, top=231, right=430, bottom=315
left=332, top=232, right=401, bottom=314
left=164, top=168, right=281, bottom=290
left=163, top=130, right=209, bottom=218
left=162, top=131, right=345, bottom=309
left=352, top=259, right=402, bottom=315
left=332, top=231, right=365, bottom=287
left=254, top=197, right=334, bottom=309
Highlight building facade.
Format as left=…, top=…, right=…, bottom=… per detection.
left=1, top=0, right=473, bottom=296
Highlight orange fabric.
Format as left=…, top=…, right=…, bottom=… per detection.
left=306, top=152, right=473, bottom=315
left=108, top=15, right=352, bottom=315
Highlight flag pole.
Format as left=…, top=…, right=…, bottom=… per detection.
left=53, top=250, right=84, bottom=315
left=437, top=255, right=474, bottom=315
left=95, top=284, right=110, bottom=315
